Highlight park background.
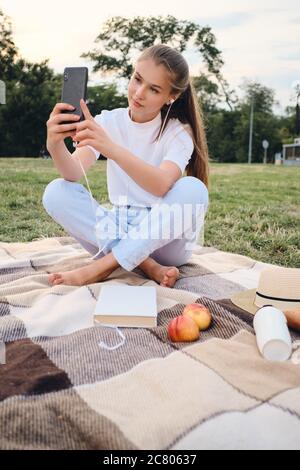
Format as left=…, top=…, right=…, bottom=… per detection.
left=0, top=1, right=299, bottom=267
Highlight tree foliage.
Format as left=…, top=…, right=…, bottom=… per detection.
left=0, top=10, right=62, bottom=157
left=0, top=8, right=19, bottom=81
left=207, top=81, right=283, bottom=163
left=81, top=15, right=223, bottom=77
left=81, top=15, right=236, bottom=107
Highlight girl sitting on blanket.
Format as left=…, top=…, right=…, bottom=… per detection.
left=43, top=44, right=210, bottom=287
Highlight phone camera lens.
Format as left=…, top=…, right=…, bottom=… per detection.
left=64, top=73, right=68, bottom=81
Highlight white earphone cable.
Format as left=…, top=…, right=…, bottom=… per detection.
left=72, top=100, right=174, bottom=351
left=72, top=100, right=174, bottom=258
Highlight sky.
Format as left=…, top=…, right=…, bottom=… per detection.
left=1, top=0, right=300, bottom=113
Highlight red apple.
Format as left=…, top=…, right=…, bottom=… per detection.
left=168, top=315, right=200, bottom=343
left=183, top=303, right=212, bottom=331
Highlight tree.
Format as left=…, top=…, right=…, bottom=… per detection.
left=278, top=106, right=297, bottom=143
left=241, top=80, right=277, bottom=114
left=0, top=60, right=62, bottom=156
left=206, top=108, right=242, bottom=162
left=204, top=81, right=285, bottom=163
left=87, top=82, right=128, bottom=116
left=81, top=15, right=235, bottom=109
left=292, top=84, right=300, bottom=136
left=0, top=8, right=20, bottom=81
left=192, top=73, right=220, bottom=114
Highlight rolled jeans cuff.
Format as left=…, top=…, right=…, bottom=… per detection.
left=111, top=244, right=138, bottom=271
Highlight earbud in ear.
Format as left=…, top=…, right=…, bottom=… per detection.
left=168, top=99, right=175, bottom=105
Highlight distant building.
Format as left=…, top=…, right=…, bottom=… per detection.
left=282, top=138, right=300, bottom=166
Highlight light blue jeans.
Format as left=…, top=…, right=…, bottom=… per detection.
left=42, top=176, right=209, bottom=271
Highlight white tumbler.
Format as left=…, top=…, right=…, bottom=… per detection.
left=253, top=306, right=292, bottom=362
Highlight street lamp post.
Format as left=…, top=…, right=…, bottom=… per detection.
left=296, top=85, right=300, bottom=136
left=248, top=95, right=254, bottom=164
left=0, top=80, right=6, bottom=105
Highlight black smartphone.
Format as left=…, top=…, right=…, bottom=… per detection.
left=61, top=67, right=88, bottom=125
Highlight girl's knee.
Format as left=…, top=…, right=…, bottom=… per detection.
left=42, top=178, right=80, bottom=214
left=43, top=178, right=62, bottom=212
left=169, top=176, right=209, bottom=209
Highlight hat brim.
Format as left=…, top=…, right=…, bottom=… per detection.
left=231, top=289, right=258, bottom=315
left=231, top=289, right=300, bottom=315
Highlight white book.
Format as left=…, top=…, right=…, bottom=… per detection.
left=94, top=285, right=157, bottom=328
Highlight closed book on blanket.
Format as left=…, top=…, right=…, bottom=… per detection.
left=94, top=285, right=157, bottom=328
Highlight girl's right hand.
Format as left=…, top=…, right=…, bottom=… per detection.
left=46, top=103, right=81, bottom=149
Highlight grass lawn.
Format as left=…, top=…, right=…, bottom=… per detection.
left=0, top=158, right=299, bottom=268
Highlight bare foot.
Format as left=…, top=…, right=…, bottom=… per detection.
left=48, top=253, right=120, bottom=286
left=157, top=266, right=180, bottom=288
left=48, top=265, right=115, bottom=286
left=148, top=264, right=180, bottom=288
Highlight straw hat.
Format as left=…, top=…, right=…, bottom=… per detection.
left=231, top=266, right=300, bottom=315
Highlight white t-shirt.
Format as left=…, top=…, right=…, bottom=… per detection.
left=88, top=107, right=194, bottom=207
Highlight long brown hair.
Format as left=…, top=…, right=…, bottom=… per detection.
left=136, top=44, right=209, bottom=188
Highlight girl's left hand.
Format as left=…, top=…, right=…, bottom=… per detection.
left=73, top=99, right=113, bottom=157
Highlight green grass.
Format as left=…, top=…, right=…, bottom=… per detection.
left=0, top=158, right=299, bottom=267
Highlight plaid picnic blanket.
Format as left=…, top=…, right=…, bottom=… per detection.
left=0, top=237, right=299, bottom=450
